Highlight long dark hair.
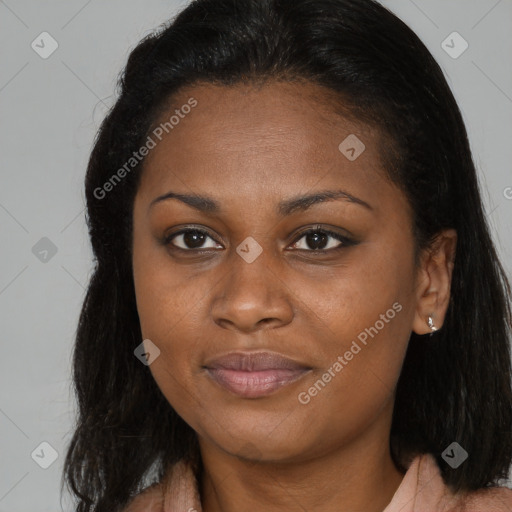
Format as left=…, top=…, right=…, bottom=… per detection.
left=62, top=0, right=512, bottom=509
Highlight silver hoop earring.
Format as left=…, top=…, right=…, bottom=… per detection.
left=427, top=315, right=437, bottom=333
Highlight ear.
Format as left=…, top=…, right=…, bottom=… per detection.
left=412, top=229, right=457, bottom=335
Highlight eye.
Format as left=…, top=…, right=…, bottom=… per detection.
left=164, top=228, right=222, bottom=251
left=289, top=225, right=354, bottom=252
left=163, top=225, right=356, bottom=254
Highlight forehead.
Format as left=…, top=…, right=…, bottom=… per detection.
left=137, top=80, right=391, bottom=207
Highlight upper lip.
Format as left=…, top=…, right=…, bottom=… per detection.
left=204, top=351, right=311, bottom=371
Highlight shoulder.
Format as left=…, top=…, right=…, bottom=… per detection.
left=122, top=481, right=165, bottom=512
left=415, top=454, right=512, bottom=512
left=121, top=459, right=201, bottom=512
left=458, top=485, right=512, bottom=511
left=385, top=453, right=512, bottom=512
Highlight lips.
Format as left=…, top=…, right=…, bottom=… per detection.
left=204, top=351, right=312, bottom=398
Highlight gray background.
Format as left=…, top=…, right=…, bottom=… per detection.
left=1, top=1, right=511, bottom=510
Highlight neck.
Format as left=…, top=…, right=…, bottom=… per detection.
left=199, top=412, right=405, bottom=512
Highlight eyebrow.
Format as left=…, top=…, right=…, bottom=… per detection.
left=149, top=189, right=373, bottom=215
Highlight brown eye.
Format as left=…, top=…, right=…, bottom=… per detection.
left=290, top=227, right=355, bottom=252
left=165, top=229, right=222, bottom=251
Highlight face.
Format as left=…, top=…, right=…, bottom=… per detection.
left=132, top=80, right=421, bottom=463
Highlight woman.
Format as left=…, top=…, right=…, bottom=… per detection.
left=62, top=0, right=512, bottom=511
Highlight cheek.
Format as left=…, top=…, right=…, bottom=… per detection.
left=132, top=241, right=209, bottom=415
left=134, top=268, right=201, bottom=343
left=132, top=263, right=205, bottom=384
left=132, top=223, right=200, bottom=343
left=294, top=244, right=414, bottom=353
left=132, top=273, right=201, bottom=425
left=293, top=247, right=415, bottom=408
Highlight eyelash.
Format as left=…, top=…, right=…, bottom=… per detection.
left=162, top=225, right=356, bottom=255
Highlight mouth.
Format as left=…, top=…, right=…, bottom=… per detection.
left=203, top=351, right=312, bottom=398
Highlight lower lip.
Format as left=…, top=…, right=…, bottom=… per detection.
left=206, top=368, right=310, bottom=398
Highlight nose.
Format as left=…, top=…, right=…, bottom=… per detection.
left=211, top=245, right=294, bottom=334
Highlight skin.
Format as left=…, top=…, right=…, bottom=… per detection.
left=131, top=80, right=457, bottom=512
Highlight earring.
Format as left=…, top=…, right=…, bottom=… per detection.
left=427, top=315, right=438, bottom=333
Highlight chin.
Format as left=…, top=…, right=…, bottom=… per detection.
left=196, top=416, right=312, bottom=463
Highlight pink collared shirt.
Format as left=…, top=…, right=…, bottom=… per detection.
left=124, top=453, right=512, bottom=511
